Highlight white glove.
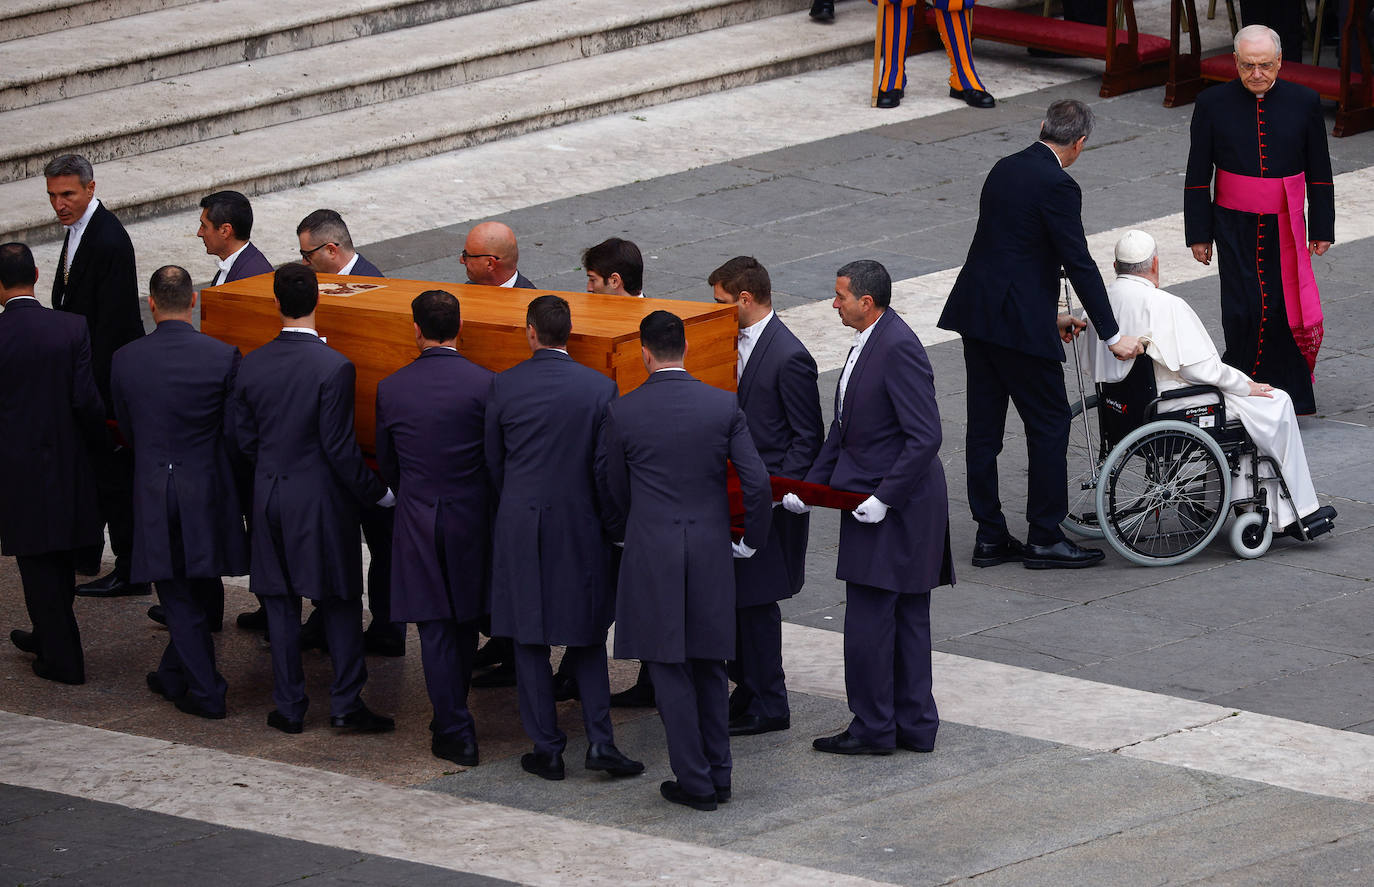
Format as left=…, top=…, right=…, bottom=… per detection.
left=852, top=495, right=888, bottom=524
left=731, top=540, right=757, bottom=559
left=781, top=492, right=811, bottom=514
left=377, top=489, right=396, bottom=508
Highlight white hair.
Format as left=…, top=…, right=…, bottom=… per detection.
left=1114, top=251, right=1157, bottom=276
left=1234, top=24, right=1281, bottom=58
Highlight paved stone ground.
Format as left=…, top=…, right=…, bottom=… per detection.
left=5, top=43, right=1374, bottom=887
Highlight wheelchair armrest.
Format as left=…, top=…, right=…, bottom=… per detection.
left=1145, top=385, right=1224, bottom=420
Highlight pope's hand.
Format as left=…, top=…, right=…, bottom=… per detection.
left=731, top=540, right=757, bottom=559
left=781, top=492, right=811, bottom=514
left=853, top=495, right=888, bottom=524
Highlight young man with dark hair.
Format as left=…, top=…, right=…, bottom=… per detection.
left=233, top=264, right=396, bottom=735
left=199, top=190, right=272, bottom=286
left=598, top=310, right=772, bottom=811
left=583, top=238, right=644, bottom=297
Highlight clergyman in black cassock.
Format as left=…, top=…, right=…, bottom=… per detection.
left=486, top=295, right=643, bottom=781
left=110, top=266, right=248, bottom=718
left=232, top=265, right=395, bottom=734
left=0, top=243, right=104, bottom=684
left=598, top=310, right=772, bottom=811
left=1185, top=27, right=1334, bottom=415
left=375, top=289, right=492, bottom=766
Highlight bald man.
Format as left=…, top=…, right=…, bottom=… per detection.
left=461, top=221, right=535, bottom=289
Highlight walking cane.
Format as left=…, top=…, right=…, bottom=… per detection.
left=1062, top=270, right=1098, bottom=488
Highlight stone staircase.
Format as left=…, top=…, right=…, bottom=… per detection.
left=0, top=0, right=873, bottom=244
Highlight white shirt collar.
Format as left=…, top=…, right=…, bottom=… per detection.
left=3, top=295, right=39, bottom=308
left=215, top=242, right=250, bottom=279
left=282, top=326, right=321, bottom=340
left=66, top=196, right=100, bottom=236
left=1037, top=141, right=1066, bottom=168
left=851, top=314, right=880, bottom=349
left=654, top=366, right=688, bottom=373
left=739, top=310, right=774, bottom=342
left=339, top=253, right=360, bottom=275
left=499, top=270, right=520, bottom=288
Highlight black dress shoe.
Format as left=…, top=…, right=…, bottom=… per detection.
left=330, top=703, right=395, bottom=733
left=522, top=751, right=566, bottom=781
left=32, top=660, right=84, bottom=685
left=609, top=676, right=655, bottom=708
left=972, top=537, right=1026, bottom=568
left=75, top=572, right=151, bottom=597
left=897, top=737, right=935, bottom=753
left=267, top=709, right=304, bottom=734
left=585, top=742, right=645, bottom=776
left=363, top=629, right=406, bottom=658
left=146, top=671, right=181, bottom=701
left=714, top=783, right=731, bottom=803
left=728, top=714, right=791, bottom=736
left=1285, top=505, right=1338, bottom=541
left=552, top=672, right=580, bottom=702
left=470, top=662, right=517, bottom=688
left=236, top=607, right=268, bottom=631
left=950, top=86, right=996, bottom=109
left=660, top=780, right=717, bottom=811
left=10, top=629, right=37, bottom=655
left=1022, top=539, right=1105, bottom=569
left=876, top=89, right=901, bottom=109
left=147, top=604, right=167, bottom=626
left=432, top=734, right=479, bottom=767
left=809, top=0, right=835, bottom=23
left=812, top=730, right=894, bottom=756
left=473, top=636, right=512, bottom=670
left=175, top=696, right=227, bottom=720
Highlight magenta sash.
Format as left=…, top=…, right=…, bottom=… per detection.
left=1214, top=169, right=1323, bottom=373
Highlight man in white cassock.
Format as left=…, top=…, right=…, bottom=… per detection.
left=1082, top=230, right=1335, bottom=540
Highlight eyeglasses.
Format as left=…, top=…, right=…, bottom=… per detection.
left=300, top=242, right=337, bottom=260
left=1238, top=61, right=1278, bottom=73
left=460, top=249, right=500, bottom=262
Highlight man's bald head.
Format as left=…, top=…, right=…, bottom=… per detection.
left=462, top=220, right=521, bottom=286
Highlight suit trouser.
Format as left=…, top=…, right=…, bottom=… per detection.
left=155, top=475, right=226, bottom=711
left=417, top=618, right=479, bottom=742
left=646, top=659, right=731, bottom=796
left=728, top=602, right=790, bottom=720
left=15, top=551, right=84, bottom=683
left=513, top=641, right=614, bottom=756
left=263, top=486, right=367, bottom=719
left=360, top=504, right=402, bottom=642
left=89, top=438, right=136, bottom=578
left=843, top=582, right=938, bottom=748
left=962, top=337, right=1070, bottom=547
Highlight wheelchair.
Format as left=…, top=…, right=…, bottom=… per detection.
left=1063, top=358, right=1303, bottom=566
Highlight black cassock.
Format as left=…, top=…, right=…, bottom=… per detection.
left=1184, top=78, right=1333, bottom=415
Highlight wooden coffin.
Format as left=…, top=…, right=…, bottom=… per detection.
left=200, top=273, right=739, bottom=451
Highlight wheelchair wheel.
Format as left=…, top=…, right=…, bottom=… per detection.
left=1229, top=511, right=1273, bottom=559
left=1096, top=420, right=1232, bottom=566
left=1063, top=393, right=1105, bottom=539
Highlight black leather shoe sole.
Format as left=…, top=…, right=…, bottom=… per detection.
left=728, top=715, right=791, bottom=736
left=522, top=752, right=566, bottom=781
left=949, top=86, right=996, bottom=108
left=432, top=737, right=479, bottom=767
left=585, top=752, right=645, bottom=777
left=972, top=539, right=1025, bottom=568
left=898, top=739, right=935, bottom=753
left=10, top=629, right=37, bottom=655
left=175, top=697, right=227, bottom=720
left=660, top=780, right=717, bottom=811
left=1023, top=552, right=1104, bottom=569
left=812, top=733, right=894, bottom=756
left=267, top=710, right=304, bottom=734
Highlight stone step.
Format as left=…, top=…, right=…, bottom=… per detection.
left=0, top=9, right=871, bottom=244
left=0, top=0, right=813, bottom=185
left=0, top=0, right=200, bottom=42
left=0, top=0, right=532, bottom=111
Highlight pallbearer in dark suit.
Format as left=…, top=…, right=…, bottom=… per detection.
left=44, top=154, right=146, bottom=598
left=939, top=100, right=1139, bottom=569
left=599, top=311, right=772, bottom=811
left=461, top=221, right=536, bottom=290
left=486, top=295, right=644, bottom=781
left=708, top=257, right=823, bottom=737
left=110, top=266, right=248, bottom=719
left=0, top=243, right=104, bottom=685
left=233, top=264, right=396, bottom=735
left=791, top=260, right=953, bottom=755
left=374, top=289, right=493, bottom=767
left=198, top=190, right=273, bottom=286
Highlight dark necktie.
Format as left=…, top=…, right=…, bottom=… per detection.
left=55, top=230, right=71, bottom=307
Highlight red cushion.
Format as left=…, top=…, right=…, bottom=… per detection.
left=928, top=7, right=1169, bottom=62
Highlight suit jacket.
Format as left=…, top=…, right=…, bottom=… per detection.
left=598, top=371, right=771, bottom=662
left=485, top=349, right=618, bottom=644
left=51, top=202, right=145, bottom=404
left=806, top=310, right=953, bottom=595
left=233, top=331, right=385, bottom=599
left=110, top=320, right=249, bottom=582
left=223, top=242, right=274, bottom=283
left=349, top=254, right=384, bottom=277
left=375, top=347, right=493, bottom=623
left=0, top=299, right=104, bottom=557
left=734, top=316, right=823, bottom=606
left=939, top=142, right=1118, bottom=362
left=513, top=272, right=535, bottom=289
